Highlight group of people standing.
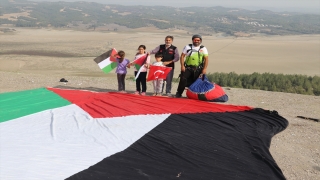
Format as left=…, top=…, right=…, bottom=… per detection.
left=113, top=34, right=209, bottom=98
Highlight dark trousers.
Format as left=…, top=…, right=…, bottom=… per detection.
left=135, top=71, right=147, bottom=92
left=176, top=68, right=202, bottom=95
left=161, top=68, right=174, bottom=94
left=117, top=73, right=126, bottom=91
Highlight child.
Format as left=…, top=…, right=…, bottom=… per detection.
left=131, top=45, right=150, bottom=96
left=113, top=50, right=130, bottom=93
left=152, top=52, right=166, bottom=96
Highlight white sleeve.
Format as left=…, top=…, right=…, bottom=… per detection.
left=182, top=45, right=190, bottom=55
left=202, top=47, right=209, bottom=56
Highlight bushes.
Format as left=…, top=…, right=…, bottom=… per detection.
left=206, top=72, right=320, bottom=96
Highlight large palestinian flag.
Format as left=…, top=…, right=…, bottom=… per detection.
left=0, top=88, right=288, bottom=180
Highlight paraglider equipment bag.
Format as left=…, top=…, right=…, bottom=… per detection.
left=186, top=75, right=229, bottom=102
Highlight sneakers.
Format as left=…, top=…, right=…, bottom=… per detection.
left=134, top=91, right=140, bottom=95
left=141, top=92, right=146, bottom=96
left=166, top=93, right=172, bottom=97
left=175, top=93, right=182, bottom=98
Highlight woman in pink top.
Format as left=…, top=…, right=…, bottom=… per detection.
left=131, top=45, right=150, bottom=96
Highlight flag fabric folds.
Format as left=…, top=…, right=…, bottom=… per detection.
left=0, top=88, right=70, bottom=123
left=132, top=54, right=148, bottom=70
left=93, top=48, right=118, bottom=74
left=133, top=54, right=149, bottom=79
left=0, top=87, right=288, bottom=180
left=147, top=65, right=172, bottom=81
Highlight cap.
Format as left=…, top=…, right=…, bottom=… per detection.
left=192, top=34, right=202, bottom=40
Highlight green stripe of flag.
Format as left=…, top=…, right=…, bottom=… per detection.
left=102, top=62, right=117, bottom=74
left=134, top=64, right=142, bottom=70
left=0, top=88, right=71, bottom=123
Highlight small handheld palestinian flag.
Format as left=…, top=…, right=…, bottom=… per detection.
left=134, top=54, right=149, bottom=80
left=147, top=65, right=172, bottom=81
left=94, top=48, right=118, bottom=74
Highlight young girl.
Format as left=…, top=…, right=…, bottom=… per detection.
left=113, top=50, right=130, bottom=93
left=152, top=52, right=166, bottom=96
left=131, top=45, right=150, bottom=96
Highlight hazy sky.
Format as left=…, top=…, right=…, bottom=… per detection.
left=32, top=0, right=320, bottom=13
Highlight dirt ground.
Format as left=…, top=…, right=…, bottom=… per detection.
left=0, top=27, right=319, bottom=179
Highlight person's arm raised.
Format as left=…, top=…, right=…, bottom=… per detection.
left=149, top=46, right=160, bottom=55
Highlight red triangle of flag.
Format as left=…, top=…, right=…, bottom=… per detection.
left=133, top=54, right=148, bottom=66
left=109, top=48, right=118, bottom=62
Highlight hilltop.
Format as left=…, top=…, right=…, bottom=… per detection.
left=0, top=0, right=319, bottom=36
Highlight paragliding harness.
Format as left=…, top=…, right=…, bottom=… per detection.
left=184, top=44, right=205, bottom=70
left=183, top=44, right=205, bottom=87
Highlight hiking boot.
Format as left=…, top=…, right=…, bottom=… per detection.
left=141, top=92, right=146, bottom=96
left=134, top=91, right=140, bottom=95
left=175, top=93, right=182, bottom=98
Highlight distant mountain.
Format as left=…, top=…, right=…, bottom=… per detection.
left=0, top=0, right=319, bottom=36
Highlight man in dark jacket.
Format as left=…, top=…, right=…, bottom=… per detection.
left=149, top=35, right=179, bottom=97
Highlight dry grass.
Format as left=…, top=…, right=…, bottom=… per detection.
left=1, top=28, right=319, bottom=77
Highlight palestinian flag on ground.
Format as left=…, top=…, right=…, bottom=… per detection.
left=93, top=48, right=118, bottom=74
left=0, top=88, right=288, bottom=180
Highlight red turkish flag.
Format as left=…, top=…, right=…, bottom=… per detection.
left=147, top=65, right=172, bottom=81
